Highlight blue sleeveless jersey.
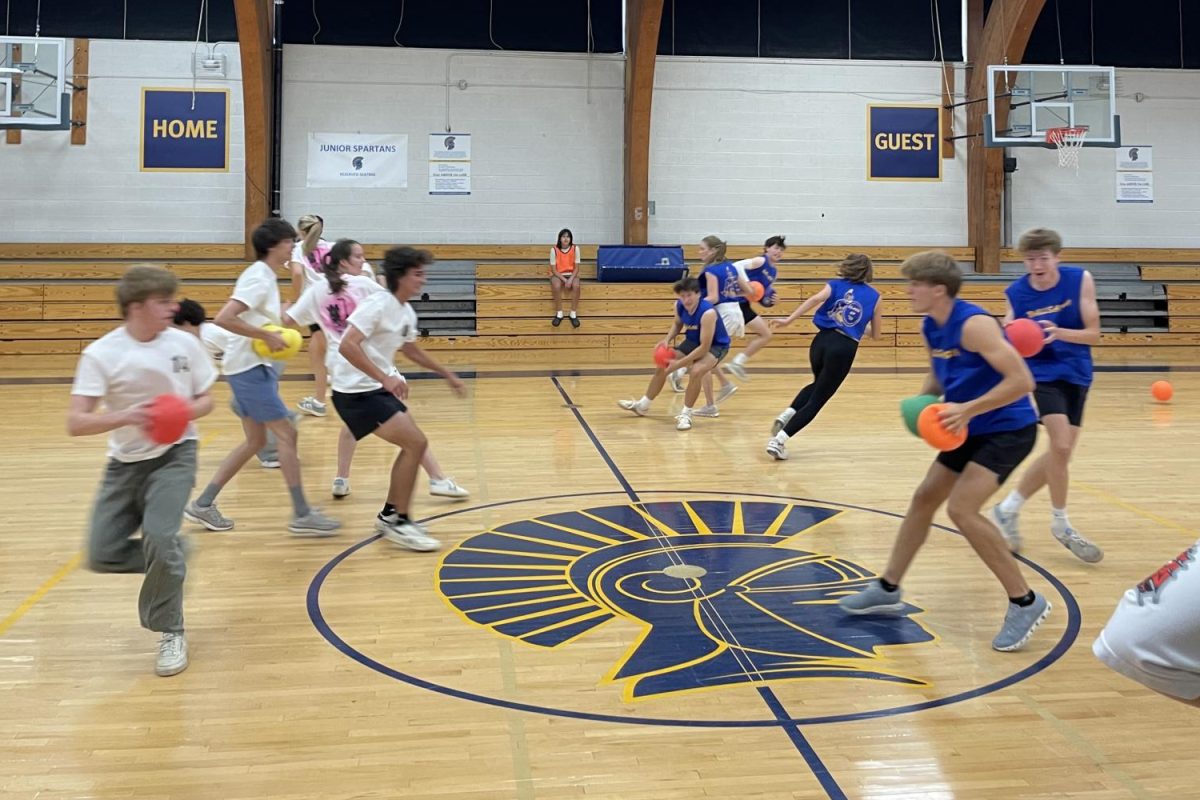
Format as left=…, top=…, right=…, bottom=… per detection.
left=813, top=279, right=880, bottom=342
left=677, top=298, right=731, bottom=348
left=1004, top=265, right=1093, bottom=387
left=745, top=260, right=779, bottom=307
left=923, top=300, right=1037, bottom=436
left=702, top=261, right=742, bottom=304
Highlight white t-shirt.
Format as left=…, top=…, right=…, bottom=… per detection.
left=198, top=321, right=235, bottom=363
left=288, top=275, right=385, bottom=392
left=71, top=327, right=216, bottom=463
left=222, top=260, right=282, bottom=377
left=338, top=292, right=420, bottom=394
left=291, top=238, right=332, bottom=289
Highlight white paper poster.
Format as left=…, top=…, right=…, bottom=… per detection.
left=307, top=133, right=408, bottom=188
left=429, top=133, right=471, bottom=195
left=1116, top=145, right=1152, bottom=172
left=1116, top=172, right=1153, bottom=203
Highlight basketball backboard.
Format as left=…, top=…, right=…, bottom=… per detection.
left=984, top=64, right=1120, bottom=148
left=0, top=36, right=70, bottom=130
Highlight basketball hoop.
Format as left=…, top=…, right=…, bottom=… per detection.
left=1046, top=126, right=1088, bottom=171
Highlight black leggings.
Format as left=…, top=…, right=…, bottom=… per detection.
left=783, top=328, right=860, bottom=436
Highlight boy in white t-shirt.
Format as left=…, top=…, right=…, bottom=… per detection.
left=173, top=298, right=298, bottom=468
left=335, top=246, right=467, bottom=552
left=67, top=265, right=216, bottom=677
left=183, top=218, right=340, bottom=536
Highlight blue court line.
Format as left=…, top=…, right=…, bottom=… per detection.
left=550, top=378, right=849, bottom=799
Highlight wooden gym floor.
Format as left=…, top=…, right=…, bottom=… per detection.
left=2, top=347, right=1198, bottom=799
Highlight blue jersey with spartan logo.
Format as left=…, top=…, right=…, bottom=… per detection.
left=1005, top=265, right=1093, bottom=387
left=676, top=298, right=731, bottom=348
left=702, top=261, right=742, bottom=304
left=922, top=299, right=1037, bottom=436
left=745, top=259, right=778, bottom=306
left=813, top=279, right=880, bottom=342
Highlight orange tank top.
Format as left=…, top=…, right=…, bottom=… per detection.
left=553, top=246, right=577, bottom=274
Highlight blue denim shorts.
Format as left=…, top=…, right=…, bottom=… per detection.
left=226, top=365, right=290, bottom=422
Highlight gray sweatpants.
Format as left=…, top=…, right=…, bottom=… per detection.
left=86, top=440, right=196, bottom=634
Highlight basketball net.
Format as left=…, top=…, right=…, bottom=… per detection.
left=1046, top=126, right=1088, bottom=172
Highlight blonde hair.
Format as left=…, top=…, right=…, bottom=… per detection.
left=1017, top=227, right=1062, bottom=254
left=700, top=235, right=727, bottom=266
left=900, top=251, right=962, bottom=297
left=117, top=264, right=178, bottom=316
left=838, top=253, right=874, bottom=284
left=297, top=214, right=324, bottom=257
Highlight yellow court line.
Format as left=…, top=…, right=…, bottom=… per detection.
left=0, top=552, right=83, bottom=637
left=1072, top=481, right=1197, bottom=537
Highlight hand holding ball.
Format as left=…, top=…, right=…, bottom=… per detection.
left=747, top=282, right=765, bottom=303
left=252, top=324, right=303, bottom=360
left=1004, top=318, right=1045, bottom=358
left=916, top=403, right=967, bottom=451
left=145, top=393, right=191, bottom=444
left=653, top=343, right=674, bottom=369
left=899, top=394, right=939, bottom=437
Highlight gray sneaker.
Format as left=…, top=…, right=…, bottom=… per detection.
left=1052, top=526, right=1104, bottom=563
left=992, top=593, right=1051, bottom=652
left=668, top=368, right=686, bottom=393
left=765, top=437, right=789, bottom=461
left=715, top=384, right=738, bottom=405
left=184, top=501, right=234, bottom=532
left=297, top=396, right=327, bottom=417
left=331, top=477, right=351, bottom=498
left=618, top=399, right=649, bottom=416
left=375, top=517, right=441, bottom=552
left=155, top=632, right=188, bottom=677
left=839, top=581, right=905, bottom=615
left=724, top=360, right=748, bottom=380
left=289, top=509, right=341, bottom=537
left=991, top=505, right=1022, bottom=553
left=771, top=408, right=796, bottom=436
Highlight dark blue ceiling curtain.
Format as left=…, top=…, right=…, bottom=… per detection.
left=3, top=0, right=238, bottom=41
left=998, top=0, right=1192, bottom=69
left=282, top=0, right=623, bottom=52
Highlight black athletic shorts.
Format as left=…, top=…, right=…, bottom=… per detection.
left=308, top=323, right=321, bottom=334
left=332, top=388, right=407, bottom=440
left=677, top=338, right=728, bottom=363
left=936, top=424, right=1037, bottom=485
left=739, top=300, right=758, bottom=324
left=1034, top=380, right=1089, bottom=426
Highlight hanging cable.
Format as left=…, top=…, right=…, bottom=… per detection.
left=1090, top=0, right=1095, bottom=64
left=392, top=0, right=406, bottom=46
left=191, top=0, right=207, bottom=109
left=123, top=0, right=128, bottom=39
left=489, top=0, right=503, bottom=49
left=1181, top=0, right=1186, bottom=69
left=311, top=0, right=321, bottom=45
left=1054, top=0, right=1065, bottom=65
left=932, top=0, right=951, bottom=111
left=586, top=0, right=594, bottom=53
left=847, top=0, right=852, bottom=59
left=757, top=0, right=762, bottom=58
left=5, top=0, right=9, bottom=36
left=671, top=0, right=675, bottom=55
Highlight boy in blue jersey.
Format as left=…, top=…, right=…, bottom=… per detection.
left=765, top=254, right=883, bottom=460
left=618, top=276, right=730, bottom=431
left=992, top=228, right=1103, bottom=563
left=839, top=251, right=1051, bottom=652
left=724, top=235, right=784, bottom=378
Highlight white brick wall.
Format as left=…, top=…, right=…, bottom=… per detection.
left=1011, top=69, right=1200, bottom=248
left=3, top=42, right=1196, bottom=250
left=0, top=39, right=246, bottom=243
left=280, top=46, right=626, bottom=245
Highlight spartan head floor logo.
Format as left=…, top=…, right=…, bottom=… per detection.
left=436, top=500, right=934, bottom=700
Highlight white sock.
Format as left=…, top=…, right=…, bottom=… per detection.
left=638, top=395, right=651, bottom=408
left=733, top=353, right=748, bottom=366
left=681, top=406, right=693, bottom=416
left=1051, top=507, right=1070, bottom=530
left=772, top=431, right=788, bottom=444
left=999, top=490, right=1026, bottom=515
left=556, top=310, right=564, bottom=318
left=569, top=310, right=577, bottom=319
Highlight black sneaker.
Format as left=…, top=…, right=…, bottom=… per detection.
left=552, top=316, right=563, bottom=327
left=569, top=316, right=580, bottom=328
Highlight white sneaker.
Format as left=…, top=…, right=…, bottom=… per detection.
left=676, top=413, right=693, bottom=431
left=375, top=517, right=441, bottom=552
left=724, top=360, right=748, bottom=380
left=715, top=384, right=738, bottom=405
left=430, top=477, right=470, bottom=498
left=155, top=632, right=188, bottom=677
left=771, top=408, right=796, bottom=436
left=297, top=396, right=327, bottom=417
left=693, top=404, right=720, bottom=418
left=331, top=477, right=351, bottom=498
left=766, top=437, right=789, bottom=461
left=258, top=456, right=281, bottom=469
left=618, top=399, right=649, bottom=416
left=668, top=368, right=686, bottom=393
